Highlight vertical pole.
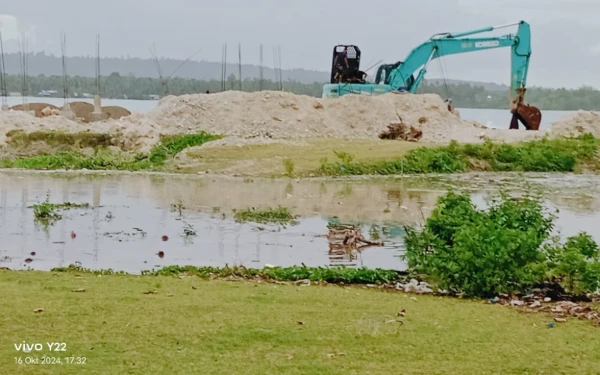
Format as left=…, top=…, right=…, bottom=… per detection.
left=259, top=44, right=263, bottom=91
left=238, top=43, right=242, bottom=91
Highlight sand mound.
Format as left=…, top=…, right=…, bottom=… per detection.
left=68, top=101, right=95, bottom=122
left=145, top=90, right=544, bottom=145
left=0, top=90, right=549, bottom=154
left=551, top=110, right=600, bottom=138
left=102, top=106, right=131, bottom=120
left=10, top=103, right=59, bottom=117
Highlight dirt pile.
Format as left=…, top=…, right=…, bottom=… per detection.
left=0, top=90, right=548, bottom=153
left=551, top=110, right=600, bottom=138
left=10, top=103, right=59, bottom=117
left=0, top=110, right=152, bottom=151
left=146, top=90, right=543, bottom=144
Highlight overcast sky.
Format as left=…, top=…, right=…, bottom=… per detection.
left=1, top=0, right=598, bottom=88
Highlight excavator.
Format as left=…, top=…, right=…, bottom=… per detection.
left=323, top=21, right=542, bottom=130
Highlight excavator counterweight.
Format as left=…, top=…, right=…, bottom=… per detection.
left=323, top=21, right=542, bottom=130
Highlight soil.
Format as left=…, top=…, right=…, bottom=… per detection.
left=1, top=91, right=598, bottom=154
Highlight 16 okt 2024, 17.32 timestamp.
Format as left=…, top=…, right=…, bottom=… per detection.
left=14, top=356, right=87, bottom=365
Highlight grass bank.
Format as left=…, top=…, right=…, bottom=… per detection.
left=1, top=269, right=599, bottom=374
left=0, top=131, right=221, bottom=172
left=319, top=134, right=600, bottom=176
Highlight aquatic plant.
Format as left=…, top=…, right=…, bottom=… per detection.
left=233, top=206, right=298, bottom=225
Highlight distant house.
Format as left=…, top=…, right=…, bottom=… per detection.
left=38, top=90, right=58, bottom=97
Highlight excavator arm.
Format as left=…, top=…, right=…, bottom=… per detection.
left=386, top=21, right=541, bottom=129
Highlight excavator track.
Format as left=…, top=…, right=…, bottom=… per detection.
left=510, top=103, right=542, bottom=130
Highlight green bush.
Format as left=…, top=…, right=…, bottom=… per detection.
left=403, top=189, right=600, bottom=297
left=319, top=134, right=599, bottom=176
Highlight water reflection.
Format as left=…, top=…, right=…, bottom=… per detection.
left=0, top=171, right=599, bottom=273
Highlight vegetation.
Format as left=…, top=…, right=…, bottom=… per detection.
left=6, top=129, right=114, bottom=149
left=319, top=135, right=600, bottom=176
left=5, top=71, right=600, bottom=110
left=403, top=189, right=600, bottom=297
left=0, top=132, right=221, bottom=171
left=55, top=264, right=404, bottom=285
left=1, top=270, right=599, bottom=374
left=233, top=206, right=299, bottom=225
left=183, top=138, right=426, bottom=176
left=31, top=193, right=90, bottom=225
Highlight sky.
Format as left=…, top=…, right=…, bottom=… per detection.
left=0, top=0, right=598, bottom=89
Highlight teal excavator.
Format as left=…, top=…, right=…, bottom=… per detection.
left=323, top=21, right=542, bottom=130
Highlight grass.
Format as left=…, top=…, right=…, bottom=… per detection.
left=233, top=206, right=299, bottom=224
left=181, top=138, right=428, bottom=176
left=0, top=132, right=221, bottom=171
left=1, top=269, right=598, bottom=374
left=31, top=193, right=90, bottom=225
left=6, top=129, right=114, bottom=149
left=319, top=134, right=600, bottom=176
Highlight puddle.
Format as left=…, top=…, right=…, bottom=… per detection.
left=1, top=171, right=600, bottom=273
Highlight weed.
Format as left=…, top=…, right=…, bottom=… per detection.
left=148, top=132, right=221, bottom=164
left=182, top=221, right=196, bottom=236
left=54, top=264, right=406, bottom=285
left=31, top=192, right=90, bottom=225
left=282, top=158, right=295, bottom=177
left=170, top=199, right=185, bottom=215
left=233, top=206, right=298, bottom=224
left=319, top=134, right=600, bottom=176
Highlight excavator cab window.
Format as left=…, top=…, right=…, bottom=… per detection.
left=330, top=45, right=362, bottom=84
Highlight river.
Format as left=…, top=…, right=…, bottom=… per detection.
left=1, top=171, right=599, bottom=273
left=3, top=96, right=576, bottom=131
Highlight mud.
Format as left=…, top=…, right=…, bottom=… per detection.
left=1, top=171, right=600, bottom=273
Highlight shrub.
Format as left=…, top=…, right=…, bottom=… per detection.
left=403, top=189, right=600, bottom=297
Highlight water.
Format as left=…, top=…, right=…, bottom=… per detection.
left=4, top=96, right=575, bottom=130
left=1, top=171, right=599, bottom=274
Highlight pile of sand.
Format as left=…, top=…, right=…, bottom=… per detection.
left=9, top=101, right=132, bottom=123
left=144, top=90, right=544, bottom=145
left=0, top=90, right=549, bottom=153
left=10, top=103, right=59, bottom=117
left=551, top=110, right=600, bottom=138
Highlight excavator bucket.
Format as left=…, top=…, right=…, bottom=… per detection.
left=510, top=104, right=542, bottom=130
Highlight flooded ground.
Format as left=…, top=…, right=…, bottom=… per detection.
left=1, top=170, right=600, bottom=273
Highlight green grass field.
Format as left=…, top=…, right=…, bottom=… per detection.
left=1, top=270, right=598, bottom=374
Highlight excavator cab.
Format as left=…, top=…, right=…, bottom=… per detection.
left=375, top=62, right=415, bottom=90
left=330, top=45, right=367, bottom=84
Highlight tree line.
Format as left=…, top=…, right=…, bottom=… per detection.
left=1, top=72, right=599, bottom=111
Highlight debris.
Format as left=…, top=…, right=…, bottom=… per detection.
left=296, top=321, right=305, bottom=325
left=143, top=290, right=158, bottom=295
left=326, top=223, right=384, bottom=263
left=529, top=301, right=541, bottom=308
left=378, top=122, right=423, bottom=141
left=554, top=317, right=567, bottom=323
left=397, top=279, right=433, bottom=294
left=72, top=288, right=86, bottom=293
left=398, top=309, right=406, bottom=317
left=34, top=308, right=44, bottom=313
left=510, top=300, right=525, bottom=306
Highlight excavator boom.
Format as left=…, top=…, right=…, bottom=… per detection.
left=322, top=21, right=541, bottom=130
